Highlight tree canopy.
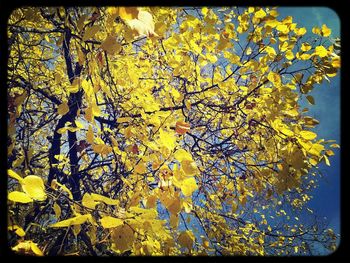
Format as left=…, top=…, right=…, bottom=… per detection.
left=7, top=6, right=340, bottom=256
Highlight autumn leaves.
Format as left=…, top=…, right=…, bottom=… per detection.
left=8, top=170, right=47, bottom=203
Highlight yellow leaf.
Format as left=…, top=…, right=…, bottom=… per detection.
left=181, top=177, right=198, bottom=197
left=117, top=7, right=139, bottom=21
left=312, top=27, right=321, bottom=35
left=8, top=191, right=33, bottom=203
left=82, top=193, right=96, bottom=209
left=51, top=179, right=73, bottom=199
left=285, top=50, right=294, bottom=60
left=50, top=214, right=91, bottom=227
left=324, top=155, right=330, bottom=166
left=301, top=43, right=311, bottom=52
left=82, top=25, right=100, bottom=41
left=306, top=95, right=315, bottom=105
left=81, top=79, right=94, bottom=98
left=100, top=216, right=123, bottom=228
left=265, top=46, right=276, bottom=57
left=325, top=150, right=335, bottom=156
left=178, top=230, right=195, bottom=250
left=174, top=149, right=193, bottom=162
left=101, top=35, right=121, bottom=55
left=159, top=128, right=177, bottom=151
left=299, top=53, right=311, bottom=60
left=314, top=46, right=328, bottom=58
left=67, top=78, right=80, bottom=93
left=276, top=24, right=289, bottom=34
left=255, top=9, right=266, bottom=19
left=279, top=127, right=294, bottom=137
left=22, top=175, right=46, bottom=201
left=267, top=71, right=281, bottom=87
left=295, top=27, right=307, bottom=36
left=72, top=224, right=81, bottom=237
left=117, top=117, right=132, bottom=123
left=12, top=241, right=43, bottom=256
left=321, top=24, right=331, bottom=37
left=308, top=143, right=325, bottom=157
left=91, top=193, right=119, bottom=205
left=299, top=130, right=317, bottom=140
left=126, top=10, right=158, bottom=37
left=8, top=225, right=26, bottom=237
left=57, top=102, right=69, bottom=115
left=53, top=202, right=61, bottom=219
left=75, top=119, right=84, bottom=129
left=8, top=169, right=24, bottom=183
left=90, top=106, right=100, bottom=121
left=183, top=199, right=193, bottom=213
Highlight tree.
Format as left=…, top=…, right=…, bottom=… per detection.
left=7, top=6, right=340, bottom=256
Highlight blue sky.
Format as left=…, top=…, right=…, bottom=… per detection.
left=278, top=7, right=341, bottom=253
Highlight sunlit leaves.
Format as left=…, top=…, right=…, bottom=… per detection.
left=50, top=214, right=92, bottom=227
left=267, top=71, right=281, bottom=87
left=299, top=130, right=317, bottom=141
left=321, top=24, right=332, bottom=37
left=8, top=171, right=46, bottom=202
left=8, top=169, right=24, bottom=183
left=301, top=43, right=312, bottom=52
left=125, top=10, right=158, bottom=37
left=254, top=9, right=266, bottom=19
left=21, top=175, right=47, bottom=201
left=53, top=202, right=61, bottom=219
left=100, top=216, right=123, bottom=228
left=174, top=149, right=193, bottom=162
left=7, top=6, right=340, bottom=256
left=314, top=46, right=328, bottom=58
left=51, top=179, right=73, bottom=199
left=8, top=191, right=33, bottom=203
left=179, top=177, right=198, bottom=197
left=90, top=193, right=119, bottom=205
left=117, top=7, right=139, bottom=21
left=82, top=193, right=97, bottom=209
left=12, top=241, right=43, bottom=256
left=159, top=128, right=177, bottom=151
left=8, top=225, right=26, bottom=237
left=285, top=50, right=294, bottom=60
